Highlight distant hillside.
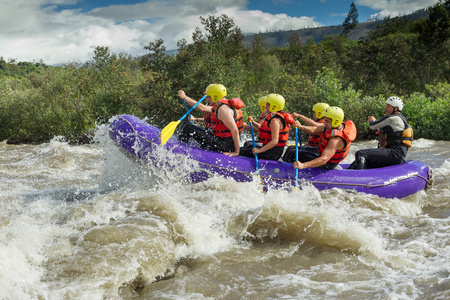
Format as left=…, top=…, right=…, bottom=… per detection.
left=242, top=8, right=429, bottom=49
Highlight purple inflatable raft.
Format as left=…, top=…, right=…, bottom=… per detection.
left=109, top=115, right=433, bottom=199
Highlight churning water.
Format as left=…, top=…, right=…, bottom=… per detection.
left=0, top=123, right=448, bottom=299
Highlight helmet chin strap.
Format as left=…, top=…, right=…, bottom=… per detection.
left=391, top=107, right=398, bottom=115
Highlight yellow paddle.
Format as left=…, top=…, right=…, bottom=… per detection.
left=160, top=95, right=207, bottom=145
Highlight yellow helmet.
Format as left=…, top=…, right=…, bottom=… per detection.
left=323, top=106, right=344, bottom=128
left=205, top=84, right=216, bottom=92
left=206, top=84, right=227, bottom=103
left=258, top=96, right=267, bottom=113
left=312, top=103, right=330, bottom=119
left=266, top=94, right=285, bottom=112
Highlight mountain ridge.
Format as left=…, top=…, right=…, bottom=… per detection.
left=242, top=8, right=430, bottom=49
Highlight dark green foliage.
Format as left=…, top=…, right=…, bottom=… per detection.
left=415, top=0, right=450, bottom=48
left=0, top=6, right=449, bottom=143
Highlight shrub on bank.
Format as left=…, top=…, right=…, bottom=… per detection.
left=1, top=7, right=449, bottom=143
left=1, top=62, right=448, bottom=143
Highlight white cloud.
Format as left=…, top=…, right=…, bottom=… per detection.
left=1, top=2, right=142, bottom=64
left=0, top=0, right=322, bottom=64
left=356, top=0, right=440, bottom=20
left=5, top=0, right=437, bottom=65
left=218, top=7, right=321, bottom=34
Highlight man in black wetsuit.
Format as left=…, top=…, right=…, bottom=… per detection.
left=348, top=96, right=413, bottom=170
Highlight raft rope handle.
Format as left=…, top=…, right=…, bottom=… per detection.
left=426, top=169, right=434, bottom=189
left=118, top=116, right=156, bottom=145
left=307, top=172, right=432, bottom=188
left=117, top=116, right=434, bottom=189
left=117, top=115, right=261, bottom=178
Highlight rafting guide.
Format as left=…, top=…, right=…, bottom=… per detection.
left=348, top=96, right=413, bottom=170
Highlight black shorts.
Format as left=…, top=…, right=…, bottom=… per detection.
left=239, top=144, right=284, bottom=161
left=178, top=122, right=235, bottom=152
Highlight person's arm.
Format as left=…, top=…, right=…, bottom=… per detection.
left=253, top=118, right=281, bottom=154
left=190, top=116, right=205, bottom=123
left=294, top=120, right=323, bottom=135
left=294, top=137, right=342, bottom=169
left=368, top=115, right=393, bottom=130
left=178, top=90, right=212, bottom=113
left=218, top=106, right=241, bottom=156
left=369, top=114, right=405, bottom=131
left=292, top=112, right=322, bottom=126
left=247, top=116, right=261, bottom=132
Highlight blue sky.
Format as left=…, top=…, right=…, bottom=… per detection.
left=1, top=0, right=439, bottom=65
left=247, top=0, right=378, bottom=26
left=54, top=0, right=379, bottom=25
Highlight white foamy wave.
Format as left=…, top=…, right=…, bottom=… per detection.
left=1, top=124, right=448, bottom=299
left=412, top=138, right=435, bottom=148
left=435, top=159, right=450, bottom=176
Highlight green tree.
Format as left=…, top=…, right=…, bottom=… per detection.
left=277, top=32, right=303, bottom=72
left=367, top=16, right=413, bottom=40
left=173, top=14, right=247, bottom=94
left=138, top=39, right=176, bottom=126
left=343, top=2, right=359, bottom=35
left=416, top=0, right=450, bottom=48
left=200, top=14, right=246, bottom=58
left=414, top=0, right=450, bottom=83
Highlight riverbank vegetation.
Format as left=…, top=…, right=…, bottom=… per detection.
left=1, top=1, right=449, bottom=143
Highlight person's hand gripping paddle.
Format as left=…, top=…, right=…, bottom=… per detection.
left=160, top=95, right=207, bottom=145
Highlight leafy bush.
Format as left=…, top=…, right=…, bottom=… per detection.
left=1, top=11, right=449, bottom=143
left=405, top=83, right=450, bottom=140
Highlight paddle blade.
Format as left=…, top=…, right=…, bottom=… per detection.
left=160, top=120, right=181, bottom=145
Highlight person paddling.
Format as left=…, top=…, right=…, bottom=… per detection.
left=240, top=94, right=294, bottom=161
left=177, top=84, right=244, bottom=156
left=283, top=102, right=329, bottom=162
left=182, top=84, right=215, bottom=130
left=293, top=106, right=357, bottom=170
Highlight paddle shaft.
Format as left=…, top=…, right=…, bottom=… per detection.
left=182, top=99, right=192, bottom=123
left=179, top=95, right=207, bottom=123
left=160, top=95, right=207, bottom=145
left=250, top=122, right=260, bottom=174
left=295, top=127, right=299, bottom=190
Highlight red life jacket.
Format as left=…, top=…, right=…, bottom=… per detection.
left=308, top=118, right=325, bottom=147
left=201, top=103, right=214, bottom=129
left=257, top=112, right=268, bottom=123
left=318, top=120, right=357, bottom=164
left=258, top=111, right=294, bottom=147
left=211, top=98, right=244, bottom=138
left=203, top=111, right=213, bottom=129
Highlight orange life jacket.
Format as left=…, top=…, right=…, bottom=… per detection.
left=308, top=118, right=325, bottom=147
left=211, top=98, right=244, bottom=138
left=318, top=120, right=357, bottom=164
left=258, top=111, right=294, bottom=147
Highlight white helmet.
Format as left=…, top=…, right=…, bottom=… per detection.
left=386, top=96, right=403, bottom=111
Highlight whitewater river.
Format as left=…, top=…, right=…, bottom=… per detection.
left=0, top=123, right=449, bottom=300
